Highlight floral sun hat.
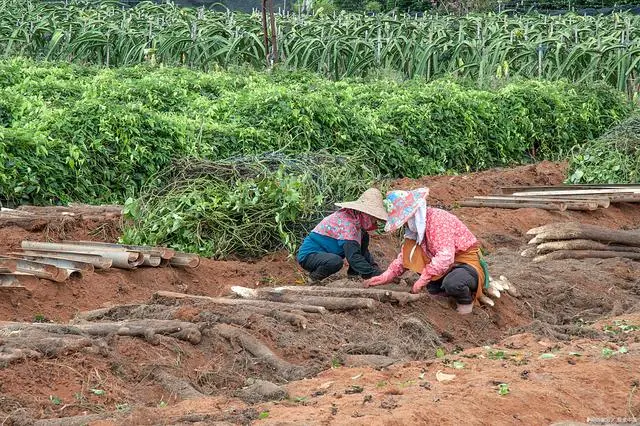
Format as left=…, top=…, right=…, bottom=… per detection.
left=383, top=188, right=430, bottom=233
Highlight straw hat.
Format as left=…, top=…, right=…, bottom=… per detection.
left=335, top=188, right=388, bottom=221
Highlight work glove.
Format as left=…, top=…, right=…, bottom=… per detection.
left=411, top=277, right=429, bottom=294
left=363, top=269, right=395, bottom=287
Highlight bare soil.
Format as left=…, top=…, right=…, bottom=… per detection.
left=1, top=161, right=639, bottom=426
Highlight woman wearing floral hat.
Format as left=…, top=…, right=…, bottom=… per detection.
left=364, top=188, right=489, bottom=315
left=297, top=188, right=389, bottom=285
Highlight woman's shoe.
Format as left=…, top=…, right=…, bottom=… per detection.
left=307, top=276, right=325, bottom=286
left=456, top=303, right=473, bottom=315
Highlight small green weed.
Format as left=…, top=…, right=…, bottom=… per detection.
left=497, top=383, right=510, bottom=396
left=603, top=320, right=640, bottom=335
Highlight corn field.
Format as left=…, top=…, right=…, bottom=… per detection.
left=1, top=0, right=639, bottom=94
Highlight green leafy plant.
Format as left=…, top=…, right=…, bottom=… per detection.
left=33, top=314, right=49, bottom=323
left=331, top=357, right=342, bottom=369
left=258, top=411, right=270, bottom=419
left=497, top=383, right=510, bottom=396
left=487, top=350, right=507, bottom=360
left=568, top=115, right=640, bottom=185
left=603, top=320, right=640, bottom=335
left=49, top=395, right=62, bottom=405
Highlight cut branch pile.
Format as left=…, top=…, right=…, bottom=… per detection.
left=459, top=184, right=640, bottom=211
left=0, top=204, right=122, bottom=231
left=522, top=222, right=640, bottom=263
left=0, top=240, right=200, bottom=289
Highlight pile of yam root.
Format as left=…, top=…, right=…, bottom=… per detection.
left=522, top=222, right=640, bottom=263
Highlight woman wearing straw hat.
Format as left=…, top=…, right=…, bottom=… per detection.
left=297, top=188, right=389, bottom=285
left=364, top=188, right=489, bottom=315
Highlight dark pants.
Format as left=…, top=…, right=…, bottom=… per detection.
left=299, top=252, right=344, bottom=281
left=426, top=264, right=478, bottom=305
left=299, top=232, right=377, bottom=281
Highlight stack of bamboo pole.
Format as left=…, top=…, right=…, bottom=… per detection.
left=459, top=184, right=640, bottom=211
left=0, top=240, right=200, bottom=288
left=521, top=222, right=640, bottom=263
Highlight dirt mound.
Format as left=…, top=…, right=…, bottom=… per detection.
left=1, top=161, right=640, bottom=425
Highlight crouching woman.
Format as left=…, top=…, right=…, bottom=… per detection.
left=297, top=188, right=388, bottom=285
left=364, top=188, right=489, bottom=314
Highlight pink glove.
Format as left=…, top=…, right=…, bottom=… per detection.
left=364, top=270, right=395, bottom=288
left=411, top=277, right=429, bottom=294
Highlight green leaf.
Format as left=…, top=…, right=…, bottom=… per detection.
left=452, top=361, right=465, bottom=369
left=602, top=348, right=615, bottom=359
left=258, top=411, right=270, bottom=419
left=497, top=383, right=509, bottom=396
left=539, top=353, right=556, bottom=360
left=435, top=348, right=446, bottom=358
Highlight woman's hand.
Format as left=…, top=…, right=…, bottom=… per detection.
left=364, top=270, right=394, bottom=287
left=411, top=278, right=429, bottom=294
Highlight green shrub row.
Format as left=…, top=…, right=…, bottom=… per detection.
left=0, top=58, right=631, bottom=205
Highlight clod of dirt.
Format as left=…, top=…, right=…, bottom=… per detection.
left=344, top=354, right=397, bottom=369
left=345, top=385, right=364, bottom=394
left=380, top=397, right=398, bottom=410
left=236, top=379, right=288, bottom=404
left=399, top=316, right=442, bottom=348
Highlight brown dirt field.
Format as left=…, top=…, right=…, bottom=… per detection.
left=1, top=161, right=639, bottom=426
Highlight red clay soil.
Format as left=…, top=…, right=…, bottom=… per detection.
left=1, top=161, right=639, bottom=426
left=118, top=326, right=639, bottom=426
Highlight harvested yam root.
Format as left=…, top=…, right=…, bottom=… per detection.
left=252, top=285, right=424, bottom=305
left=152, top=368, right=204, bottom=400
left=214, top=323, right=307, bottom=381
left=230, top=286, right=378, bottom=311
left=154, top=290, right=327, bottom=314
left=533, top=249, right=640, bottom=263
left=0, top=319, right=202, bottom=366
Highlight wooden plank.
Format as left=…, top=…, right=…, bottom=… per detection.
left=460, top=200, right=567, bottom=211
left=473, top=196, right=610, bottom=208
left=510, top=189, right=640, bottom=197
left=500, top=184, right=640, bottom=194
